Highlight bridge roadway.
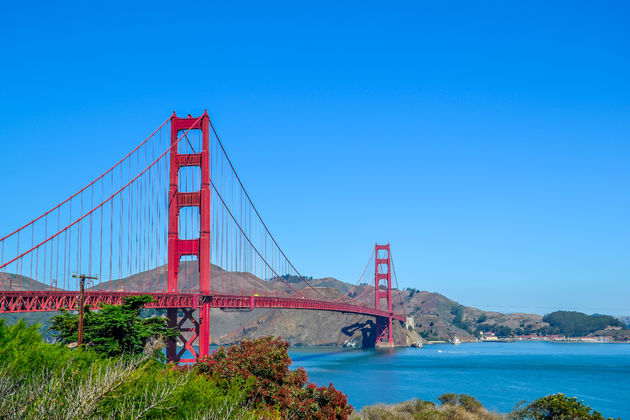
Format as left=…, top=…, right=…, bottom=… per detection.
left=0, top=291, right=406, bottom=322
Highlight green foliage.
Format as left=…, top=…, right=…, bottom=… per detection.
left=194, top=336, right=353, bottom=419
left=0, top=320, right=261, bottom=419
left=477, top=314, right=488, bottom=324
left=458, top=394, right=483, bottom=413
left=278, top=274, right=313, bottom=284
left=98, top=360, right=257, bottom=419
left=510, top=393, right=616, bottom=420
left=438, top=393, right=483, bottom=413
left=450, top=305, right=472, bottom=332
left=495, top=325, right=514, bottom=338
left=0, top=312, right=56, bottom=340
left=0, top=319, right=102, bottom=375
left=437, top=393, right=458, bottom=406
left=1, top=317, right=348, bottom=419
left=542, top=311, right=626, bottom=337
left=50, top=295, right=178, bottom=357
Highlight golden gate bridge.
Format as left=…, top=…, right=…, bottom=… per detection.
left=0, top=111, right=406, bottom=363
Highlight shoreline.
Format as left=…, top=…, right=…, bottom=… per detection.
left=284, top=340, right=630, bottom=350
left=422, top=339, right=630, bottom=345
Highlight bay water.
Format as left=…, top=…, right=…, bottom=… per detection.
left=288, top=342, right=630, bottom=418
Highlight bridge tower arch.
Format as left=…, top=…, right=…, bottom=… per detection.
left=374, top=243, right=394, bottom=347
left=166, top=111, right=211, bottom=363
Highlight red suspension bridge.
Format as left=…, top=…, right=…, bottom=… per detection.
left=0, top=112, right=407, bottom=363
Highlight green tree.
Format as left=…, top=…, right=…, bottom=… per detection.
left=511, top=393, right=614, bottom=420
left=495, top=325, right=514, bottom=338
left=50, top=295, right=177, bottom=357
left=450, top=305, right=472, bottom=332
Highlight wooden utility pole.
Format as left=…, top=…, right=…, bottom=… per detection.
left=72, top=273, right=98, bottom=347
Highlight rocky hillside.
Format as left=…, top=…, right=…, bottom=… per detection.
left=397, top=288, right=548, bottom=342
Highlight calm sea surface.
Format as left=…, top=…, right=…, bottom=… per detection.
left=287, top=342, right=630, bottom=418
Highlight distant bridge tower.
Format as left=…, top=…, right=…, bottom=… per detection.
left=166, top=111, right=211, bottom=363
left=374, top=243, right=394, bottom=347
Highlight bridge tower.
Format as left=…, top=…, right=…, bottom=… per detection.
left=374, top=243, right=394, bottom=347
left=166, top=111, right=211, bottom=363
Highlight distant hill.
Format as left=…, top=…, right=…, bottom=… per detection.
left=0, top=272, right=60, bottom=291
left=542, top=311, right=627, bottom=337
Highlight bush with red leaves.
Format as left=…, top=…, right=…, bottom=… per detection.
left=195, top=336, right=352, bottom=419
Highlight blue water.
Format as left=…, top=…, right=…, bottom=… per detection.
left=288, top=342, right=630, bottom=418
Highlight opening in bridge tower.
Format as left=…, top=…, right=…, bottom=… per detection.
left=166, top=111, right=211, bottom=363
left=374, top=243, right=394, bottom=348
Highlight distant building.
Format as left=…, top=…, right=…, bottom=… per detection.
left=579, top=336, right=612, bottom=343
left=547, top=335, right=565, bottom=341
left=405, top=316, right=414, bottom=329
left=481, top=331, right=498, bottom=341
left=518, top=334, right=534, bottom=340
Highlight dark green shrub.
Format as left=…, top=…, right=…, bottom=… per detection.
left=458, top=394, right=483, bottom=413
left=511, top=393, right=614, bottom=420
left=0, top=319, right=102, bottom=375
left=438, top=393, right=458, bottom=406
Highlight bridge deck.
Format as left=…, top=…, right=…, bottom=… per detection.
left=0, top=291, right=405, bottom=322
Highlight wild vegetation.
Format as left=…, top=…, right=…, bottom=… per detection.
left=511, top=393, right=615, bottom=420
left=0, top=318, right=252, bottom=419
left=352, top=394, right=500, bottom=420
left=353, top=393, right=616, bottom=420
left=0, top=295, right=352, bottom=419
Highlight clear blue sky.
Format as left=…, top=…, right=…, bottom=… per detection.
left=1, top=1, right=628, bottom=315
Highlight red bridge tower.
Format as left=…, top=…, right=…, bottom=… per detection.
left=166, top=111, right=211, bottom=363
left=374, top=243, right=394, bottom=347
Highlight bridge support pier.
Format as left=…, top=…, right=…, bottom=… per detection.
left=167, top=308, right=198, bottom=363
left=166, top=305, right=211, bottom=363
left=375, top=316, right=394, bottom=348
